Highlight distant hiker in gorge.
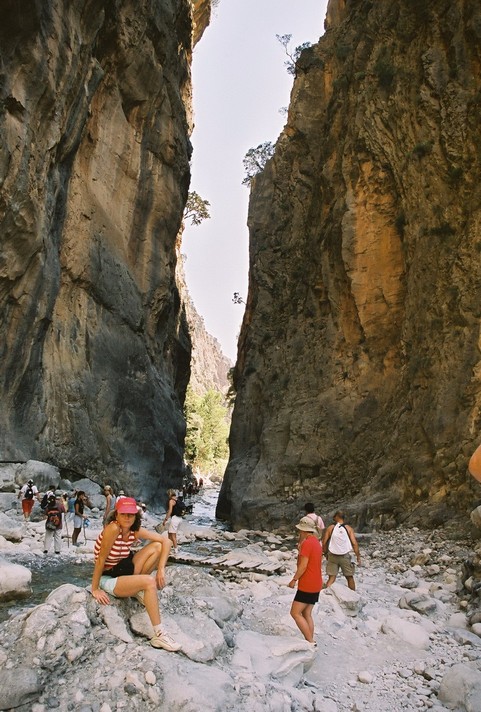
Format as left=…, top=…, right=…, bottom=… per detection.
left=161, top=488, right=185, bottom=555
left=303, top=502, right=325, bottom=536
left=43, top=492, right=65, bottom=555
left=288, top=516, right=322, bottom=645
left=18, top=479, right=39, bottom=521
left=322, top=511, right=361, bottom=591
left=67, top=490, right=77, bottom=521
left=40, top=484, right=57, bottom=512
left=91, top=497, right=181, bottom=652
left=102, top=485, right=116, bottom=527
left=72, top=491, right=89, bottom=546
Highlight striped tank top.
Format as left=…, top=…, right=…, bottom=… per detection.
left=94, top=527, right=137, bottom=569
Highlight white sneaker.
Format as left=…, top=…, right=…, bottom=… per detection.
left=150, top=631, right=181, bottom=652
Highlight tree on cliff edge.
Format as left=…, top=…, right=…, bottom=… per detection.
left=242, top=142, right=275, bottom=186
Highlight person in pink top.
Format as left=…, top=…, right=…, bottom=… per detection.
left=303, top=502, right=325, bottom=536
left=91, top=497, right=180, bottom=652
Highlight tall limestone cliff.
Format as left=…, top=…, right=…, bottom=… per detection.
left=218, top=0, right=481, bottom=530
left=0, top=0, right=211, bottom=500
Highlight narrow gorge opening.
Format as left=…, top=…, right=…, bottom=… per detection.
left=181, top=0, right=326, bottom=486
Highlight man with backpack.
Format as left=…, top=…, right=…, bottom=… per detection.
left=40, top=484, right=57, bottom=512
left=43, top=493, right=65, bottom=554
left=322, top=511, right=361, bottom=591
left=18, top=479, right=39, bottom=521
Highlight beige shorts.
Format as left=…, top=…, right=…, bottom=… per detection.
left=168, top=515, right=182, bottom=534
left=326, top=552, right=355, bottom=577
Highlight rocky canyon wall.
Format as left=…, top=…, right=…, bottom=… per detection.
left=183, top=285, right=232, bottom=396
left=0, top=0, right=211, bottom=500
left=218, top=0, right=481, bottom=530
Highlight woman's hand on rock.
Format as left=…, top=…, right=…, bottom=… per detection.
left=156, top=567, right=166, bottom=589
left=92, top=589, right=110, bottom=605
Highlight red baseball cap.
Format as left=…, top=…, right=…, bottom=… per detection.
left=115, top=497, right=138, bottom=514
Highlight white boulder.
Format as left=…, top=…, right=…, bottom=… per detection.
left=16, top=460, right=60, bottom=490
left=327, top=582, right=362, bottom=616
left=0, top=558, right=32, bottom=601
left=0, top=512, right=23, bottom=542
left=438, top=663, right=481, bottom=712
left=381, top=615, right=430, bottom=649
left=230, top=630, right=315, bottom=686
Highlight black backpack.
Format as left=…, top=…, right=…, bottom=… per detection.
left=40, top=493, right=50, bottom=510
left=25, top=485, right=34, bottom=500
left=172, top=498, right=186, bottom=517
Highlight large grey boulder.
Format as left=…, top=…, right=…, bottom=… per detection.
left=0, top=463, right=19, bottom=486
left=16, top=460, right=60, bottom=492
left=230, top=630, right=315, bottom=686
left=438, top=663, right=481, bottom=711
left=0, top=493, right=18, bottom=512
left=381, top=615, right=430, bottom=649
left=328, top=582, right=362, bottom=616
left=171, top=610, right=226, bottom=662
left=0, top=512, right=23, bottom=542
left=70, top=478, right=103, bottom=496
left=0, top=668, right=42, bottom=710
left=0, top=559, right=32, bottom=601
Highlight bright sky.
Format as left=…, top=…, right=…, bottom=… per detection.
left=183, top=0, right=329, bottom=362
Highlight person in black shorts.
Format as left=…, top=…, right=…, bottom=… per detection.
left=288, top=516, right=323, bottom=645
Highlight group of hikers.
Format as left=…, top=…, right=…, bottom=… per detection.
left=18, top=478, right=359, bottom=653
left=18, top=482, right=95, bottom=551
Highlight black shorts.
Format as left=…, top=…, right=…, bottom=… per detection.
left=102, top=551, right=135, bottom=577
left=294, top=589, right=320, bottom=605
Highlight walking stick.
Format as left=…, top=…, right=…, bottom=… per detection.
left=64, top=514, right=70, bottom=549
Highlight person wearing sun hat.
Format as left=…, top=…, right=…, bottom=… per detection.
left=288, top=516, right=323, bottom=646
left=92, top=496, right=181, bottom=652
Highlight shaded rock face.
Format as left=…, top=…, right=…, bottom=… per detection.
left=0, top=0, right=211, bottom=501
left=219, top=0, right=481, bottom=530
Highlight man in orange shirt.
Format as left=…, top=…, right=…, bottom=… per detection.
left=288, top=516, right=322, bottom=645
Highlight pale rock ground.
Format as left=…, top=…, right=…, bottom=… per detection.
left=1, top=480, right=481, bottom=710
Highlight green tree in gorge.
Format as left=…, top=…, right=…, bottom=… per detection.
left=242, top=141, right=275, bottom=185
left=183, top=191, right=211, bottom=226
left=184, top=387, right=230, bottom=475
left=276, top=34, right=312, bottom=75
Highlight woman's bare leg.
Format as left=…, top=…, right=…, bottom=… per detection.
left=290, top=601, right=315, bottom=642
left=113, top=574, right=160, bottom=627
left=132, top=541, right=167, bottom=575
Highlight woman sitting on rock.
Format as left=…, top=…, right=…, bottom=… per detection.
left=91, top=496, right=180, bottom=652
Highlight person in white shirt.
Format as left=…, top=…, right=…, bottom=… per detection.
left=322, top=511, right=361, bottom=590
left=18, top=479, right=39, bottom=520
